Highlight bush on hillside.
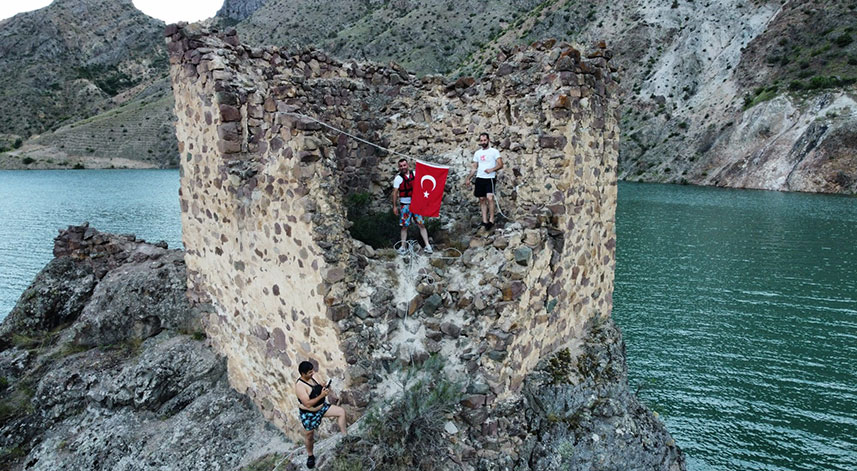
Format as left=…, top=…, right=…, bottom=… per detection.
left=331, top=356, right=463, bottom=470
left=345, top=192, right=398, bottom=249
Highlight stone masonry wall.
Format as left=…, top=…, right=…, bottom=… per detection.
left=167, top=23, right=618, bottom=440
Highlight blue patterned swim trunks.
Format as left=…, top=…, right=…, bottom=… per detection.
left=298, top=403, right=331, bottom=431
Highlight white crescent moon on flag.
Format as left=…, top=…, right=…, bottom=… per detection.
left=420, top=175, right=437, bottom=192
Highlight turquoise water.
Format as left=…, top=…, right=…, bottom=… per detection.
left=0, top=172, right=855, bottom=470
left=614, top=182, right=857, bottom=471
left=0, top=170, right=182, bottom=317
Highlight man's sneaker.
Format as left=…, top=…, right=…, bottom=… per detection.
left=307, top=455, right=315, bottom=469
left=424, top=246, right=433, bottom=255
left=397, top=246, right=407, bottom=256
left=486, top=221, right=494, bottom=230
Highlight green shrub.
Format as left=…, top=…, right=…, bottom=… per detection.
left=834, top=33, right=853, bottom=47
left=332, top=356, right=462, bottom=470
left=13, top=138, right=22, bottom=149
left=345, top=192, right=399, bottom=249
left=743, top=86, right=779, bottom=110
left=73, top=163, right=85, bottom=170
left=807, top=75, right=842, bottom=89
left=21, top=157, right=35, bottom=165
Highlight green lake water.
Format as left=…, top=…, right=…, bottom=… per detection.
left=614, top=182, right=857, bottom=471
left=0, top=171, right=854, bottom=470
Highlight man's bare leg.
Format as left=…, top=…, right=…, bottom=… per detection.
left=324, top=405, right=348, bottom=435
left=305, top=430, right=314, bottom=455
left=487, top=193, right=495, bottom=224
left=479, top=197, right=489, bottom=224
left=417, top=223, right=430, bottom=248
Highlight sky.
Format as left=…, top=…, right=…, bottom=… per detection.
left=0, top=0, right=223, bottom=23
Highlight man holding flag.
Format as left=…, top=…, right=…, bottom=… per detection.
left=392, top=158, right=450, bottom=256
left=393, top=159, right=433, bottom=255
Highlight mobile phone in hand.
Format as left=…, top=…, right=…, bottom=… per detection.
left=326, top=379, right=332, bottom=388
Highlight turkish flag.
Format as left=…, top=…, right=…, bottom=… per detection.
left=410, top=159, right=449, bottom=218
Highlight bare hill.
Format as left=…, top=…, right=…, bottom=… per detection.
left=0, top=0, right=167, bottom=139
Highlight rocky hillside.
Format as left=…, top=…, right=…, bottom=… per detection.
left=0, top=0, right=167, bottom=138
left=216, top=0, right=267, bottom=25
left=2, top=0, right=854, bottom=192
left=231, top=0, right=857, bottom=193
left=0, top=0, right=176, bottom=169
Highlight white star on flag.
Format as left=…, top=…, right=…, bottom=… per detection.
left=411, top=159, right=450, bottom=218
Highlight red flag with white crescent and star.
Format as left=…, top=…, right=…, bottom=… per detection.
left=410, top=159, right=449, bottom=218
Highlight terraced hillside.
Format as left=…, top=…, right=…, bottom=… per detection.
left=0, top=82, right=176, bottom=169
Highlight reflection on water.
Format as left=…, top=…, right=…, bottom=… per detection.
left=0, top=170, right=182, bottom=317
left=614, top=182, right=857, bottom=471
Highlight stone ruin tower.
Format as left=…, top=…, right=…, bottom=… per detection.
left=166, top=24, right=619, bottom=438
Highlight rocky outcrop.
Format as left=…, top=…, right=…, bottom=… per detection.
left=518, top=318, right=684, bottom=471
left=0, top=224, right=682, bottom=470
left=217, top=0, right=268, bottom=24
left=695, top=93, right=857, bottom=193
left=0, top=225, right=287, bottom=471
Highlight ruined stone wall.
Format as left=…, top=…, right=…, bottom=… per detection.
left=377, top=42, right=619, bottom=394
left=167, top=23, right=618, bottom=438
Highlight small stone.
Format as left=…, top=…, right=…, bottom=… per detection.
left=219, top=104, right=241, bottom=122
left=514, top=246, right=532, bottom=266
left=425, top=329, right=443, bottom=341
left=424, top=338, right=442, bottom=353
left=469, top=238, right=488, bottom=248
left=416, top=282, right=434, bottom=296
left=501, top=281, right=526, bottom=301
left=322, top=267, right=345, bottom=283
left=408, top=295, right=424, bottom=316
left=467, top=381, right=491, bottom=394
left=444, top=421, right=459, bottom=434
left=328, top=305, right=349, bottom=322
left=353, top=305, right=370, bottom=319
left=524, top=230, right=541, bottom=246
left=487, top=351, right=507, bottom=361
left=423, top=293, right=442, bottom=315
left=440, top=322, right=461, bottom=339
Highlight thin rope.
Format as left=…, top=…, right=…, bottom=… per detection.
left=284, top=111, right=415, bottom=161
left=490, top=177, right=509, bottom=220
left=271, top=447, right=302, bottom=471
left=288, top=110, right=513, bottom=221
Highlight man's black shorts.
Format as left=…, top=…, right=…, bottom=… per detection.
left=474, top=177, right=496, bottom=198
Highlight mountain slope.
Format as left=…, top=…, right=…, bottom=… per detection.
left=233, top=0, right=857, bottom=193
left=0, top=0, right=167, bottom=138
left=1, top=0, right=854, bottom=191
